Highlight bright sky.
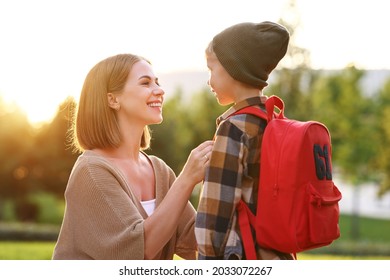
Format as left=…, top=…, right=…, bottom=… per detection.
left=0, top=0, right=389, bottom=125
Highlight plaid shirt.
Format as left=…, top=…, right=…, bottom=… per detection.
left=195, top=96, right=267, bottom=260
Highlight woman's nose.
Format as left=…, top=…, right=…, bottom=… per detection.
left=152, top=86, right=164, bottom=96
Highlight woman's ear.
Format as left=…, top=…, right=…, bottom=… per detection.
left=107, top=92, right=120, bottom=111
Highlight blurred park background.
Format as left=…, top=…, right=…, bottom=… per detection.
left=1, top=0, right=390, bottom=259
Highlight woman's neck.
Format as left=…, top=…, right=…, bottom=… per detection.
left=94, top=126, right=144, bottom=161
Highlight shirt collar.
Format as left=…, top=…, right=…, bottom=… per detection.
left=217, top=96, right=264, bottom=125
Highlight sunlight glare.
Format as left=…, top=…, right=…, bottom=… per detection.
left=0, top=0, right=389, bottom=126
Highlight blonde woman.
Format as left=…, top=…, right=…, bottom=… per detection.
left=52, top=54, right=213, bottom=260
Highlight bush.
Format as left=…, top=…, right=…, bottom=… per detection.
left=27, top=191, right=64, bottom=225
left=0, top=199, right=17, bottom=222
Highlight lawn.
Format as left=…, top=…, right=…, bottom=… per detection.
left=0, top=214, right=389, bottom=260
left=0, top=241, right=55, bottom=260
left=0, top=241, right=389, bottom=260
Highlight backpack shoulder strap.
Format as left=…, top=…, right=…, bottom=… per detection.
left=229, top=95, right=285, bottom=259
left=265, top=95, right=285, bottom=120
left=230, top=95, right=285, bottom=122
left=228, top=106, right=268, bottom=260
left=231, top=106, right=268, bottom=121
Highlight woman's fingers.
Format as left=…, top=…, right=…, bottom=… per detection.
left=182, top=140, right=214, bottom=183
left=194, top=140, right=213, bottom=163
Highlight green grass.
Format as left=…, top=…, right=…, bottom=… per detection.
left=303, top=214, right=390, bottom=258
left=0, top=241, right=55, bottom=260
left=1, top=241, right=388, bottom=260
left=0, top=214, right=389, bottom=260
left=338, top=215, right=390, bottom=242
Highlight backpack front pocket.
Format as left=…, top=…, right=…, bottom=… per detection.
left=307, top=182, right=342, bottom=245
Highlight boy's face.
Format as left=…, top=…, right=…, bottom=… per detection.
left=206, top=52, right=236, bottom=106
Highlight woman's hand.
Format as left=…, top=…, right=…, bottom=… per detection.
left=143, top=140, right=213, bottom=259
left=179, top=140, right=214, bottom=185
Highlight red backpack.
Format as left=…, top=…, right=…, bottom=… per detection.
left=233, top=95, right=342, bottom=259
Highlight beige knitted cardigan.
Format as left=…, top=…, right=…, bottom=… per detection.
left=52, top=150, right=196, bottom=260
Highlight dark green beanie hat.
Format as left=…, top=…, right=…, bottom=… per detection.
left=212, top=21, right=290, bottom=88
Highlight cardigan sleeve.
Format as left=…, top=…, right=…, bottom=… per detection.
left=54, top=153, right=199, bottom=260
left=54, top=157, right=145, bottom=260
left=150, top=156, right=197, bottom=260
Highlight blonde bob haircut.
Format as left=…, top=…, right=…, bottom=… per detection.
left=72, top=53, right=151, bottom=153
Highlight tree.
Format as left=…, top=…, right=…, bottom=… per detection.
left=310, top=67, right=377, bottom=184
left=148, top=89, right=193, bottom=174
left=148, top=87, right=227, bottom=207
left=149, top=87, right=226, bottom=174
left=373, top=78, right=390, bottom=196
left=268, top=0, right=314, bottom=121
left=29, top=97, right=79, bottom=197
left=310, top=66, right=378, bottom=240
left=0, top=97, right=35, bottom=220
left=186, top=88, right=228, bottom=146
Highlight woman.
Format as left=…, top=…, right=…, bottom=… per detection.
left=52, top=54, right=213, bottom=260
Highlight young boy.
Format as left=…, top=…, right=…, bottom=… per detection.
left=195, top=21, right=293, bottom=260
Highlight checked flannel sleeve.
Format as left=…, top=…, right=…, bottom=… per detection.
left=195, top=118, right=247, bottom=260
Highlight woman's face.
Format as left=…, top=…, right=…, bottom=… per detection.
left=115, top=60, right=165, bottom=127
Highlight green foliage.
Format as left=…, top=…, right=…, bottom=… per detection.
left=186, top=88, right=228, bottom=144
left=148, top=88, right=227, bottom=175
left=373, top=79, right=390, bottom=195
left=0, top=97, right=34, bottom=200
left=309, top=67, right=379, bottom=184
left=0, top=96, right=77, bottom=223
left=148, top=90, right=192, bottom=173
left=0, top=191, right=64, bottom=225
left=147, top=88, right=227, bottom=206
left=268, top=67, right=314, bottom=121
left=1, top=200, right=17, bottom=222
left=27, top=191, right=65, bottom=224
left=270, top=66, right=382, bottom=186
left=30, top=97, right=79, bottom=197
left=147, top=89, right=227, bottom=207
left=2, top=68, right=390, bottom=224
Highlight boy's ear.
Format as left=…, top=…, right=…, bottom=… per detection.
left=107, top=92, right=120, bottom=111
